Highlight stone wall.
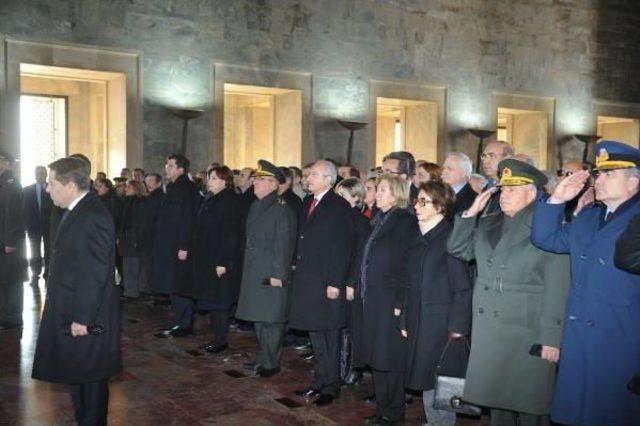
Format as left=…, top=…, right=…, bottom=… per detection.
left=1, top=0, right=640, bottom=173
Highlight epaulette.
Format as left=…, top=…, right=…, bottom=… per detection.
left=277, top=197, right=288, bottom=205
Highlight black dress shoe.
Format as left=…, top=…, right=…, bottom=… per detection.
left=363, top=394, right=376, bottom=404
left=313, top=393, right=335, bottom=406
left=161, top=326, right=192, bottom=338
left=243, top=361, right=262, bottom=372
left=294, top=342, right=312, bottom=351
left=343, top=370, right=362, bottom=385
left=300, top=352, right=314, bottom=361
left=256, top=366, right=280, bottom=377
left=199, top=341, right=213, bottom=350
left=373, top=416, right=398, bottom=425
left=203, top=343, right=228, bottom=353
left=294, top=387, right=320, bottom=398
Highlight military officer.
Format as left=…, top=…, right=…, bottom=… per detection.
left=531, top=140, right=640, bottom=425
left=448, top=159, right=570, bottom=426
left=235, top=160, right=297, bottom=378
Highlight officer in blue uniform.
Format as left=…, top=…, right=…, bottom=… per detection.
left=531, top=140, right=640, bottom=425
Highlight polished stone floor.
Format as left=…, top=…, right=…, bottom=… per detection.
left=0, top=281, right=488, bottom=425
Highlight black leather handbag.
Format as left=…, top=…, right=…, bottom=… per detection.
left=433, top=337, right=482, bottom=416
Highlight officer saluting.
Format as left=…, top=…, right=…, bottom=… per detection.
left=236, top=160, right=297, bottom=378
left=532, top=141, right=640, bottom=425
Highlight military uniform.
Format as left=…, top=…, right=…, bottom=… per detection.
left=0, top=151, right=27, bottom=328
left=235, top=161, right=297, bottom=373
left=532, top=141, right=640, bottom=425
left=448, top=159, right=570, bottom=424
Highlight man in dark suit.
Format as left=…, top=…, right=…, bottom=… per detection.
left=32, top=157, right=121, bottom=425
left=289, top=160, right=354, bottom=406
left=480, top=141, right=513, bottom=217
left=0, top=150, right=27, bottom=330
left=278, top=166, right=303, bottom=218
left=152, top=154, right=201, bottom=337
left=442, top=152, right=477, bottom=215
left=23, top=165, right=53, bottom=284
left=382, top=151, right=418, bottom=207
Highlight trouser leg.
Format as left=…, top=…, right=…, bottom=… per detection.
left=69, top=380, right=109, bottom=426
left=28, top=235, right=42, bottom=279
left=309, top=329, right=341, bottom=396
left=373, top=369, right=405, bottom=421
left=254, top=322, right=285, bottom=370
left=43, top=234, right=50, bottom=280
left=423, top=389, right=456, bottom=425
left=139, top=254, right=152, bottom=293
left=0, top=282, right=24, bottom=325
left=170, top=294, right=194, bottom=328
left=210, top=309, right=230, bottom=347
left=123, top=257, right=141, bottom=298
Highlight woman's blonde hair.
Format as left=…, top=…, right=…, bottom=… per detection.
left=127, top=179, right=148, bottom=197
left=376, top=173, right=410, bottom=209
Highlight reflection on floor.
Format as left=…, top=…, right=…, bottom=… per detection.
left=0, top=281, right=488, bottom=425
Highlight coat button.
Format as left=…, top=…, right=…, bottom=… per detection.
left=297, top=255, right=301, bottom=260
left=587, top=320, right=595, bottom=327
left=484, top=286, right=490, bottom=291
left=568, top=315, right=577, bottom=321
left=478, top=308, right=484, bottom=314
left=598, top=258, right=605, bottom=265
left=487, top=259, right=493, bottom=267
left=493, top=311, right=499, bottom=317
left=580, top=255, right=587, bottom=260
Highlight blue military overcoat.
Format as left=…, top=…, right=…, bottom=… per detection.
left=531, top=196, right=640, bottom=425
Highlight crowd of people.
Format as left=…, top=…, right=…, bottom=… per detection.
left=0, top=138, right=639, bottom=426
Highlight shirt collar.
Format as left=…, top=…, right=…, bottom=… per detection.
left=452, top=182, right=467, bottom=194
left=68, top=191, right=89, bottom=211
left=314, top=188, right=331, bottom=203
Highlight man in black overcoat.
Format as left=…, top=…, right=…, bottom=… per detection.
left=289, top=160, right=354, bottom=406
left=442, top=152, right=477, bottom=215
left=23, top=165, right=53, bottom=283
left=0, top=151, right=27, bottom=330
left=152, top=154, right=201, bottom=337
left=32, top=157, right=121, bottom=425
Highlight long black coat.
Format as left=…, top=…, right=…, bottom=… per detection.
left=403, top=219, right=472, bottom=390
left=151, top=174, right=201, bottom=295
left=190, top=188, right=242, bottom=306
left=0, top=170, right=26, bottom=284
left=99, top=191, right=123, bottom=231
left=453, top=182, right=477, bottom=215
left=23, top=182, right=53, bottom=237
left=117, top=196, right=146, bottom=257
left=32, top=192, right=122, bottom=384
left=358, top=208, right=418, bottom=372
left=289, top=191, right=354, bottom=331
left=281, top=187, right=303, bottom=219
left=139, top=187, right=163, bottom=252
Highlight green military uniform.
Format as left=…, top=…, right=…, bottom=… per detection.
left=235, top=161, right=296, bottom=371
left=447, top=159, right=570, bottom=425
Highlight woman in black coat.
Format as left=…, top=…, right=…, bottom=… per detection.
left=192, top=166, right=242, bottom=353
left=359, top=174, right=419, bottom=425
left=401, top=181, right=472, bottom=426
left=335, top=178, right=372, bottom=386
left=117, top=180, right=148, bottom=299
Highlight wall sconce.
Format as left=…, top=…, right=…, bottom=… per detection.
left=167, top=107, right=204, bottom=155
left=337, top=119, right=367, bottom=164
left=468, top=129, right=496, bottom=173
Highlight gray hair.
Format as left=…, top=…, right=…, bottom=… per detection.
left=315, top=160, right=338, bottom=185
left=336, top=178, right=366, bottom=208
left=621, top=167, right=640, bottom=179
left=469, top=173, right=487, bottom=187
left=445, top=152, right=473, bottom=178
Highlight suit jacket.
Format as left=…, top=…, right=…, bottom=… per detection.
left=0, top=170, right=27, bottom=284
left=23, top=182, right=53, bottom=237
left=32, top=191, right=122, bottom=384
left=288, top=190, right=354, bottom=330
left=453, top=182, right=477, bottom=215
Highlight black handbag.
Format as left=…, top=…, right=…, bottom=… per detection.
left=433, top=337, right=482, bottom=416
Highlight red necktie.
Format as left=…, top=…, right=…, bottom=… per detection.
left=307, top=198, right=318, bottom=218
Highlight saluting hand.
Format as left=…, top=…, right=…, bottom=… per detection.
left=541, top=345, right=560, bottom=363
left=549, top=170, right=590, bottom=204
left=327, top=286, right=340, bottom=299
left=462, top=187, right=497, bottom=218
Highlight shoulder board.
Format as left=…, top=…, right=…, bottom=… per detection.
left=277, top=197, right=288, bottom=205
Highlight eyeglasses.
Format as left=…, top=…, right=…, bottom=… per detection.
left=556, top=169, right=576, bottom=177
left=415, top=198, right=434, bottom=207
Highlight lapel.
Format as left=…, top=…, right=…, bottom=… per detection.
left=373, top=208, right=403, bottom=241
left=54, top=192, right=94, bottom=248
left=490, top=202, right=534, bottom=257
left=420, top=218, right=449, bottom=247
left=301, top=189, right=333, bottom=230
left=585, top=199, right=640, bottom=248
left=483, top=213, right=504, bottom=250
